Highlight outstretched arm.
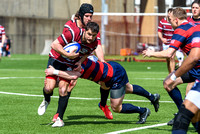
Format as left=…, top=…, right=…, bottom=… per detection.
left=142, top=47, right=176, bottom=58
left=45, top=65, right=81, bottom=80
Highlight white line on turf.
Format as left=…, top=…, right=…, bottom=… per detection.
left=0, top=91, right=174, bottom=103
left=105, top=123, right=168, bottom=134
left=0, top=76, right=164, bottom=80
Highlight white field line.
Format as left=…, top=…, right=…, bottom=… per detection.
left=0, top=91, right=174, bottom=103
left=0, top=76, right=164, bottom=80
left=105, top=123, right=168, bottom=134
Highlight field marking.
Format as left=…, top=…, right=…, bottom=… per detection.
left=0, top=76, right=164, bottom=80
left=0, top=77, right=43, bottom=79
left=0, top=91, right=174, bottom=103
left=105, top=123, right=167, bottom=134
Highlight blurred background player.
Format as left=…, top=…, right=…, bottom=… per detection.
left=158, top=8, right=184, bottom=73
left=2, top=35, right=11, bottom=57
left=0, top=25, right=6, bottom=60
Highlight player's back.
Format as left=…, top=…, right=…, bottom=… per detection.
left=81, top=58, right=113, bottom=83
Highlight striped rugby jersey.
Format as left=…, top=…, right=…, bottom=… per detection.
left=49, top=19, right=98, bottom=68
left=0, top=25, right=5, bottom=43
left=158, top=17, right=174, bottom=45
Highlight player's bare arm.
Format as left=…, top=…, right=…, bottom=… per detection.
left=142, top=47, right=176, bottom=58
left=164, top=47, right=200, bottom=91
left=74, top=54, right=89, bottom=71
left=45, top=65, right=80, bottom=80
left=51, top=39, right=79, bottom=59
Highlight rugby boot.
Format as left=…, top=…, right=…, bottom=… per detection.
left=136, top=108, right=151, bottom=124
left=99, top=103, right=113, bottom=119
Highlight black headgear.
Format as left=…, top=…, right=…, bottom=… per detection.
left=78, top=3, right=94, bottom=25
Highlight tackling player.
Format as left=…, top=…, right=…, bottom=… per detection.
left=143, top=7, right=200, bottom=132
left=45, top=58, right=160, bottom=126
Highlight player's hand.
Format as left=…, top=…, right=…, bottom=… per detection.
left=163, top=74, right=175, bottom=92
left=45, top=65, right=55, bottom=76
left=142, top=49, right=153, bottom=57
left=66, top=49, right=79, bottom=59
left=162, top=38, right=168, bottom=44
left=74, top=61, right=82, bottom=72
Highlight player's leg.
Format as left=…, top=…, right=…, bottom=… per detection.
left=172, top=91, right=200, bottom=134
left=126, top=83, right=160, bottom=112
left=38, top=77, right=56, bottom=116
left=52, top=79, right=70, bottom=127
left=110, top=84, right=150, bottom=124
left=98, top=87, right=113, bottom=119
left=186, top=82, right=194, bottom=95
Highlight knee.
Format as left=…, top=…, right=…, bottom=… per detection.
left=59, top=86, right=68, bottom=96
left=111, top=104, right=121, bottom=113
left=44, top=86, right=54, bottom=94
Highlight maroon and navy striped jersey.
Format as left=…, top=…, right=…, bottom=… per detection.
left=0, top=25, right=5, bottom=43
left=81, top=58, right=113, bottom=83
left=169, top=21, right=200, bottom=68
left=49, top=19, right=98, bottom=68
left=158, top=17, right=174, bottom=45
left=187, top=16, right=200, bottom=23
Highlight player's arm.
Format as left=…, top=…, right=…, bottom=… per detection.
left=142, top=47, right=176, bottom=58
left=163, top=47, right=200, bottom=91
left=51, top=39, right=79, bottom=59
left=95, top=45, right=105, bottom=62
left=74, top=54, right=89, bottom=71
left=45, top=65, right=81, bottom=80
left=2, top=34, right=6, bottom=45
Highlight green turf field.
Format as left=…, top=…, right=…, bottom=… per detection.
left=0, top=54, right=196, bottom=134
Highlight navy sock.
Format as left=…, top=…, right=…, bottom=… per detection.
left=57, top=92, right=71, bottom=120
left=120, top=103, right=146, bottom=114
left=192, top=121, right=200, bottom=132
left=132, top=84, right=154, bottom=102
left=172, top=130, right=186, bottom=134
left=100, top=88, right=109, bottom=107
left=43, top=88, right=53, bottom=103
left=168, top=87, right=183, bottom=109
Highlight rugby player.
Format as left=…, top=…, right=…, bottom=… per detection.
left=45, top=58, right=160, bottom=126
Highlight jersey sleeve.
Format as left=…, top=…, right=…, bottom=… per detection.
left=57, top=29, right=73, bottom=47
left=97, top=32, right=101, bottom=45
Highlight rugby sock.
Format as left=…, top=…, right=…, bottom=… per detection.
left=120, top=103, right=146, bottom=114
left=100, top=87, right=110, bottom=107
left=43, top=88, right=53, bottom=103
left=172, top=130, right=186, bottom=134
left=57, top=92, right=71, bottom=120
left=168, top=87, right=183, bottom=109
left=132, top=84, right=154, bottom=101
left=192, top=121, right=200, bottom=132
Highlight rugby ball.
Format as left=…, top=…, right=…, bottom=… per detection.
left=63, top=42, right=81, bottom=53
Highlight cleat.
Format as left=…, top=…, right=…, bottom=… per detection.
left=52, top=113, right=59, bottom=122
left=136, top=108, right=151, bottom=124
left=99, top=103, right=113, bottom=119
left=151, top=94, right=160, bottom=112
left=38, top=99, right=49, bottom=115
left=52, top=117, right=64, bottom=127
left=167, top=113, right=177, bottom=126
